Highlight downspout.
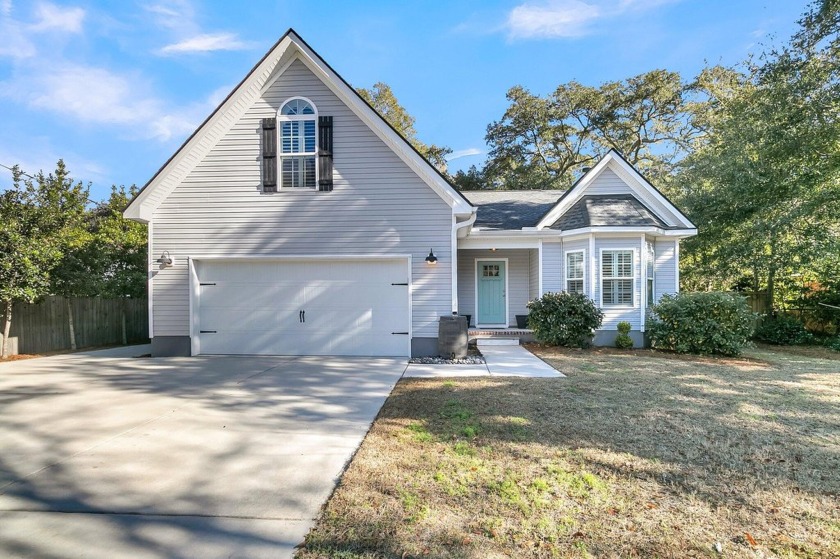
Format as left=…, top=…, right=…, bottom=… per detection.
left=451, top=212, right=477, bottom=314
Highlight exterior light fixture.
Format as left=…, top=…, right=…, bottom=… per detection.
left=424, top=249, right=438, bottom=264
left=155, top=251, right=173, bottom=266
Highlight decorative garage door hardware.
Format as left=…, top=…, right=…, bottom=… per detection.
left=200, top=330, right=217, bottom=334
left=299, top=310, right=306, bottom=323
left=391, top=282, right=408, bottom=286
left=199, top=282, right=216, bottom=286
left=391, top=332, right=409, bottom=335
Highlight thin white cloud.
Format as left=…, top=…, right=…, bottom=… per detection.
left=158, top=32, right=248, bottom=55
left=29, top=1, right=85, bottom=33
left=1, top=0, right=12, bottom=17
left=446, top=148, right=483, bottom=161
left=507, top=0, right=601, bottom=39
left=143, top=0, right=196, bottom=33
left=504, top=0, right=679, bottom=40
left=0, top=62, right=216, bottom=142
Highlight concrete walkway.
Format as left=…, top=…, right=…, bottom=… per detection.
left=404, top=341, right=564, bottom=378
left=0, top=350, right=406, bottom=559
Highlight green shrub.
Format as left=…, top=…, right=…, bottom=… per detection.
left=647, top=292, right=755, bottom=356
left=615, top=321, right=634, bottom=349
left=823, top=336, right=840, bottom=352
left=754, top=314, right=814, bottom=345
left=527, top=292, right=603, bottom=348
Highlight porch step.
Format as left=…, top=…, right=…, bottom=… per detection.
left=477, top=338, right=520, bottom=347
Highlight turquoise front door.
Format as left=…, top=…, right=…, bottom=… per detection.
left=477, top=260, right=506, bottom=326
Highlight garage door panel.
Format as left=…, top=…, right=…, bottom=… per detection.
left=195, top=259, right=410, bottom=356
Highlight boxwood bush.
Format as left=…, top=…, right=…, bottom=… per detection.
left=527, top=292, right=603, bottom=348
left=647, top=292, right=755, bottom=356
left=754, top=314, right=814, bottom=345
left=615, top=321, right=634, bottom=349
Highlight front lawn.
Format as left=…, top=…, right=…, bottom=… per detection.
left=298, top=346, right=840, bottom=558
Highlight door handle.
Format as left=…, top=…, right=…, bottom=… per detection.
left=302, top=310, right=305, bottom=323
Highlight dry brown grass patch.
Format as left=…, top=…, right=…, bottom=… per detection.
left=298, top=346, right=840, bottom=559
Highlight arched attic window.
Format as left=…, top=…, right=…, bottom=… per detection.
left=278, top=97, right=317, bottom=188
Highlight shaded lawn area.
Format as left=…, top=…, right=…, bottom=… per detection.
left=298, top=346, right=840, bottom=559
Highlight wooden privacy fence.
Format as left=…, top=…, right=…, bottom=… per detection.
left=9, top=296, right=149, bottom=354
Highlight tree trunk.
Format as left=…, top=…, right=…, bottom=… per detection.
left=66, top=298, right=77, bottom=351
left=1, top=300, right=12, bottom=359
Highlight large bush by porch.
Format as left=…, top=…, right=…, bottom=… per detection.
left=526, top=292, right=603, bottom=348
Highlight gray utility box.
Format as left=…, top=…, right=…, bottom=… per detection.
left=438, top=315, right=468, bottom=359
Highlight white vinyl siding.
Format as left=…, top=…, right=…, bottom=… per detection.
left=585, top=168, right=636, bottom=196
left=541, top=242, right=563, bottom=293
left=151, top=58, right=452, bottom=340
left=565, top=250, right=585, bottom=294
left=457, top=249, right=530, bottom=327
left=529, top=248, right=539, bottom=301
left=655, top=239, right=678, bottom=299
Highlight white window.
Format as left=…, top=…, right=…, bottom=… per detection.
left=602, top=250, right=634, bottom=306
left=278, top=98, right=317, bottom=188
left=565, top=250, right=585, bottom=294
left=646, top=242, right=655, bottom=307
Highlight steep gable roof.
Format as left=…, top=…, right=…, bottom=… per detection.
left=536, top=150, right=696, bottom=232
left=125, top=29, right=473, bottom=222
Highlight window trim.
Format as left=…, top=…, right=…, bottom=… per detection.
left=277, top=96, right=318, bottom=189
left=564, top=249, right=585, bottom=295
left=599, top=248, right=637, bottom=308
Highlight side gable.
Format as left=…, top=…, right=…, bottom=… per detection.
left=536, top=150, right=696, bottom=232
left=125, top=29, right=472, bottom=223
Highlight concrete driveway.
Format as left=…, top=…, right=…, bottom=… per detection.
left=0, top=346, right=406, bottom=558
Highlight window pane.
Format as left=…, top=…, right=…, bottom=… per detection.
left=647, top=278, right=654, bottom=307
left=281, top=99, right=314, bottom=116
left=304, top=120, right=316, bottom=152
left=567, top=279, right=584, bottom=294
left=567, top=252, right=583, bottom=280
left=618, top=279, right=633, bottom=305
left=601, top=252, right=614, bottom=277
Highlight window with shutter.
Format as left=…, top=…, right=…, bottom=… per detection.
left=278, top=97, right=318, bottom=189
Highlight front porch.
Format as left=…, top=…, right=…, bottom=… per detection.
left=457, top=247, right=540, bottom=329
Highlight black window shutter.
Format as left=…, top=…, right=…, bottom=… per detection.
left=261, top=117, right=277, bottom=192
left=318, top=116, right=333, bottom=191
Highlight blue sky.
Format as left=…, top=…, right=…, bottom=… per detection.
left=0, top=0, right=811, bottom=202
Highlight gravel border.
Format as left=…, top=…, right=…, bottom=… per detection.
left=408, top=355, right=486, bottom=365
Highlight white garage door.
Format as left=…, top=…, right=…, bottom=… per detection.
left=194, top=258, right=410, bottom=356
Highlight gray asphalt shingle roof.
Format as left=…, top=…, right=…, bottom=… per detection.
left=547, top=195, right=669, bottom=230
left=463, top=190, right=564, bottom=230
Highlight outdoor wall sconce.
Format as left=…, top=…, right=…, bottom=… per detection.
left=425, top=249, right=438, bottom=264
left=155, top=251, right=173, bottom=266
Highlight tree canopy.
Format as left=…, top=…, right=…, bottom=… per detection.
left=357, top=82, right=452, bottom=172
